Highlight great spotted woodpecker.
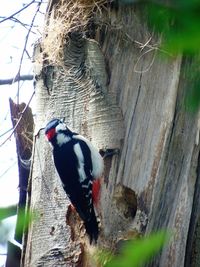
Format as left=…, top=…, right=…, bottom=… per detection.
left=45, top=118, right=104, bottom=243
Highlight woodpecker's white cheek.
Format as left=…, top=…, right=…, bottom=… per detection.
left=56, top=133, right=71, bottom=146
left=73, top=143, right=87, bottom=182
left=55, top=123, right=66, bottom=132
left=73, top=135, right=104, bottom=179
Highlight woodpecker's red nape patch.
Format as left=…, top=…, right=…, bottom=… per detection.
left=46, top=128, right=56, bottom=141
left=92, top=179, right=101, bottom=205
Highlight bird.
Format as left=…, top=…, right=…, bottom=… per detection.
left=45, top=118, right=104, bottom=243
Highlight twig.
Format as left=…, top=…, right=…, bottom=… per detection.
left=12, top=17, right=37, bottom=32
left=35, top=127, right=45, bottom=138
left=25, top=50, right=32, bottom=60
left=16, top=0, right=42, bottom=104
left=0, top=0, right=36, bottom=24
left=134, top=48, right=157, bottom=73
left=0, top=75, right=34, bottom=85
left=0, top=162, right=17, bottom=179
left=0, top=128, right=13, bottom=138
left=0, top=92, right=35, bottom=148
left=0, top=16, right=38, bottom=30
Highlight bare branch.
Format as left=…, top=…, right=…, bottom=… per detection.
left=0, top=128, right=13, bottom=138
left=0, top=0, right=36, bottom=24
left=0, top=161, right=17, bottom=179
left=0, top=75, right=34, bottom=85
left=16, top=0, right=42, bottom=104
left=0, top=16, right=38, bottom=30
left=0, top=92, right=35, bottom=148
left=12, top=17, right=37, bottom=32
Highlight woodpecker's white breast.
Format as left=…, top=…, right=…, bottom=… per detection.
left=56, top=133, right=71, bottom=146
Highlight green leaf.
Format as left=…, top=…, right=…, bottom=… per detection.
left=15, top=208, right=38, bottom=236
left=146, top=1, right=200, bottom=55
left=105, top=231, right=169, bottom=267
left=0, top=205, right=17, bottom=220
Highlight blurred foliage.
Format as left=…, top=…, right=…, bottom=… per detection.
left=119, top=0, right=200, bottom=111
left=0, top=205, right=17, bottom=245
left=0, top=205, right=17, bottom=221
left=0, top=220, right=11, bottom=245
left=146, top=1, right=200, bottom=55
left=146, top=0, right=200, bottom=111
left=96, top=231, right=169, bottom=267
left=0, top=206, right=35, bottom=247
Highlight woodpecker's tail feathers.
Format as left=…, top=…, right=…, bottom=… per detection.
left=84, top=211, right=99, bottom=244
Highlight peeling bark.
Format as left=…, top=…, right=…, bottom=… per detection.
left=9, top=98, right=34, bottom=244
left=8, top=99, right=33, bottom=267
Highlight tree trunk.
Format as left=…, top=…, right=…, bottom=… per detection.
left=22, top=1, right=200, bottom=266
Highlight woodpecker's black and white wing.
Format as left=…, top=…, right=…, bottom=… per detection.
left=72, top=134, right=104, bottom=180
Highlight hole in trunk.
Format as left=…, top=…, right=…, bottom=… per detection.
left=114, top=184, right=137, bottom=219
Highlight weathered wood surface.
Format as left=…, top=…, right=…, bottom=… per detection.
left=24, top=17, right=124, bottom=267
left=97, top=6, right=200, bottom=267
left=23, top=2, right=200, bottom=267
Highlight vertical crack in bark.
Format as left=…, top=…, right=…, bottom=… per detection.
left=184, top=146, right=200, bottom=267
left=127, top=71, right=142, bottom=141
left=120, top=70, right=143, bottom=184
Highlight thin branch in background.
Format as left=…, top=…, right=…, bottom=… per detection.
left=0, top=128, right=13, bottom=138
left=0, top=75, right=34, bottom=85
left=25, top=49, right=32, bottom=60
left=16, top=0, right=42, bottom=104
left=134, top=48, right=157, bottom=73
left=11, top=17, right=37, bottom=33
left=0, top=92, right=35, bottom=148
left=0, top=0, right=36, bottom=24
left=0, top=15, right=35, bottom=25
left=0, top=161, right=17, bottom=180
left=0, top=109, right=10, bottom=124
left=0, top=16, right=38, bottom=30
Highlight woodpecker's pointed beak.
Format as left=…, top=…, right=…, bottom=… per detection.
left=45, top=128, right=56, bottom=141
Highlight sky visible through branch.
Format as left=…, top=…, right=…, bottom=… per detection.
left=0, top=1, right=46, bottom=265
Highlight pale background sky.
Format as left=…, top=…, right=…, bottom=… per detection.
left=0, top=1, right=46, bottom=265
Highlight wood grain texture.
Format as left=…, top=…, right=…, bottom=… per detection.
left=24, top=3, right=200, bottom=267
left=95, top=6, right=200, bottom=267
left=25, top=18, right=124, bottom=267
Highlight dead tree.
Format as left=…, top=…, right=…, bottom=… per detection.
left=22, top=1, right=200, bottom=266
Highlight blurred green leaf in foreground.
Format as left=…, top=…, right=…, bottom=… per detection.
left=96, top=231, right=169, bottom=267
left=146, top=1, right=200, bottom=111
left=146, top=1, right=200, bottom=55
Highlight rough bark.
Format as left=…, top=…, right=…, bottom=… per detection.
left=22, top=2, right=200, bottom=267
left=9, top=98, right=34, bottom=244
left=7, top=99, right=33, bottom=266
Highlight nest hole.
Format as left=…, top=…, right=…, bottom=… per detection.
left=114, top=184, right=137, bottom=219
